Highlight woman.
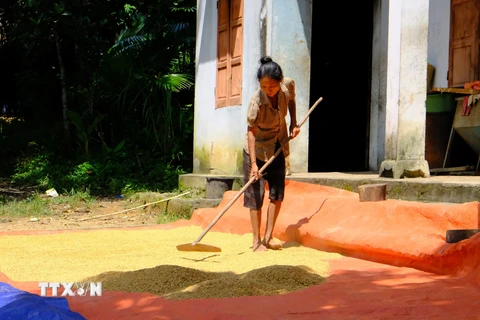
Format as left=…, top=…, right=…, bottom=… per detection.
left=243, top=56, right=300, bottom=252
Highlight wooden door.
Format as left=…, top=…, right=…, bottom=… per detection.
left=449, top=0, right=480, bottom=87
left=229, top=0, right=243, bottom=106
left=216, top=0, right=243, bottom=108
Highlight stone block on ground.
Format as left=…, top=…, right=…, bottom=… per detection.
left=358, top=183, right=387, bottom=202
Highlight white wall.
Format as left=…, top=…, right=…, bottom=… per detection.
left=269, top=0, right=312, bottom=173
left=193, top=0, right=312, bottom=175
left=369, top=0, right=389, bottom=170
left=427, top=0, right=450, bottom=88
left=193, top=0, right=263, bottom=175
left=370, top=0, right=440, bottom=170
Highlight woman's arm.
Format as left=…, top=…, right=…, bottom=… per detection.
left=288, top=98, right=300, bottom=139
left=247, top=126, right=261, bottom=180
left=288, top=99, right=297, bottom=128
left=286, top=79, right=299, bottom=139
left=247, top=126, right=257, bottom=163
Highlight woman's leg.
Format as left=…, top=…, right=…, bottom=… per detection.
left=262, top=143, right=285, bottom=250
left=243, top=150, right=267, bottom=252
left=263, top=200, right=282, bottom=249
left=250, top=209, right=267, bottom=251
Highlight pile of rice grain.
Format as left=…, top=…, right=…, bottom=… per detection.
left=0, top=226, right=341, bottom=299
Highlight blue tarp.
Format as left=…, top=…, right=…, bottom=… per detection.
left=0, top=282, right=86, bottom=320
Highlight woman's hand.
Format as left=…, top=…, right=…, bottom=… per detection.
left=250, top=162, right=261, bottom=181
left=290, top=125, right=300, bottom=139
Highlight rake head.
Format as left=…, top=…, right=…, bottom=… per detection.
left=176, top=243, right=222, bottom=252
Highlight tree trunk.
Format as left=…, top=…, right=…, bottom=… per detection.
left=54, top=26, right=70, bottom=143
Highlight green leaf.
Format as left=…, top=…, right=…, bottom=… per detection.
left=158, top=74, right=193, bottom=92
left=54, top=3, right=65, bottom=14
left=114, top=139, right=126, bottom=153
left=67, top=111, right=85, bottom=133
left=86, top=114, right=105, bottom=135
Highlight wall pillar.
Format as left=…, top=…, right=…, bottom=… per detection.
left=379, top=0, right=430, bottom=179
left=269, top=0, right=312, bottom=173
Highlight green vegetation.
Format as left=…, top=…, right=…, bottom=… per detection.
left=0, top=189, right=197, bottom=223
left=0, top=0, right=197, bottom=211
left=0, top=194, right=54, bottom=217
left=8, top=150, right=186, bottom=196
left=0, top=190, right=93, bottom=218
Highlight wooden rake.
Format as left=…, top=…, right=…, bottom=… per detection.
left=176, top=97, right=323, bottom=252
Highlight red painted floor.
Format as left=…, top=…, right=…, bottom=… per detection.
left=2, top=181, right=480, bottom=319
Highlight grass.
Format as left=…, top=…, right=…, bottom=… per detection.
left=0, top=194, right=53, bottom=217
left=127, top=190, right=200, bottom=224
left=53, top=188, right=96, bottom=206
left=0, top=187, right=202, bottom=224
left=0, top=189, right=96, bottom=218
left=0, top=139, right=201, bottom=223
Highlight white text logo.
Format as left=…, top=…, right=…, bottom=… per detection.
left=38, top=282, right=102, bottom=297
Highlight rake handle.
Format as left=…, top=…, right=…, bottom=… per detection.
left=191, top=96, right=323, bottom=246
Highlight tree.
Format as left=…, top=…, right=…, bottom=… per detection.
left=1, top=0, right=196, bottom=164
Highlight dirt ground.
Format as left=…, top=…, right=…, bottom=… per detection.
left=0, top=197, right=163, bottom=232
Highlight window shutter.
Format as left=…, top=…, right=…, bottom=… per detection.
left=216, top=0, right=229, bottom=108
left=216, top=0, right=243, bottom=108
left=229, top=0, right=243, bottom=105
left=449, top=0, right=480, bottom=87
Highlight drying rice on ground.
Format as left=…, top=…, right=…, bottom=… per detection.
left=0, top=226, right=342, bottom=299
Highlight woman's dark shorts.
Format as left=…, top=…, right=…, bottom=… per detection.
left=243, top=144, right=286, bottom=210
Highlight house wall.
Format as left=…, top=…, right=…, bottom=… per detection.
left=193, top=0, right=250, bottom=175
left=196, top=0, right=433, bottom=175
left=369, top=0, right=389, bottom=170
left=369, top=0, right=442, bottom=171
left=268, top=0, right=312, bottom=173
left=193, top=0, right=312, bottom=175
left=375, top=0, right=430, bottom=179
left=370, top=0, right=431, bottom=172
left=427, top=0, right=450, bottom=88
left=392, top=0, right=429, bottom=161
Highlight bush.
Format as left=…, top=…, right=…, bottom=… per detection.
left=10, top=151, right=186, bottom=196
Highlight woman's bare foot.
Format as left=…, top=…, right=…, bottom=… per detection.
left=252, top=241, right=268, bottom=252
left=263, top=239, right=282, bottom=250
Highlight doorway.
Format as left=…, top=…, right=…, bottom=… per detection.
left=308, top=1, right=374, bottom=172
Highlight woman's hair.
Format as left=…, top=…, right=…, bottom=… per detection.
left=256, top=56, right=283, bottom=81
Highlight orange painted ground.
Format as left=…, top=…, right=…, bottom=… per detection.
left=2, top=180, right=480, bottom=319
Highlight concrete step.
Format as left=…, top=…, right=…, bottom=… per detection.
left=179, top=172, right=480, bottom=204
